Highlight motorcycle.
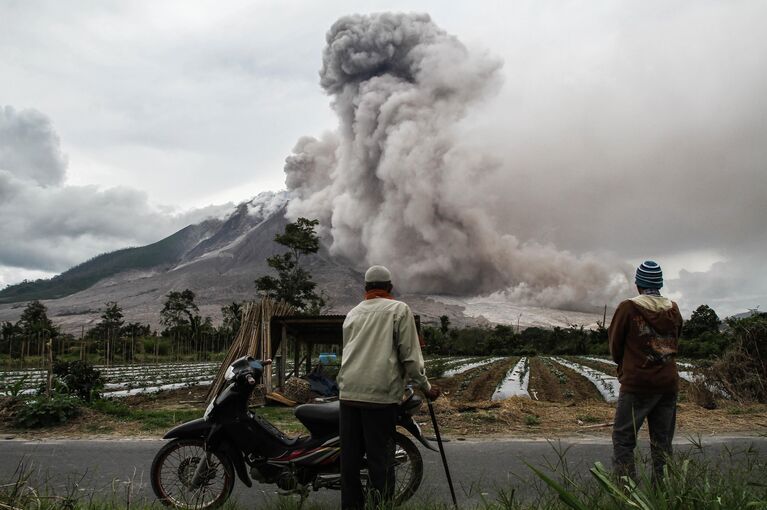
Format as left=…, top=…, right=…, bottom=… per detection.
left=150, top=356, right=438, bottom=509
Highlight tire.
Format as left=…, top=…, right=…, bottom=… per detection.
left=151, top=438, right=235, bottom=509
left=391, top=432, right=424, bottom=505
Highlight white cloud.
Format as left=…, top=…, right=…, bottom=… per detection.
left=669, top=255, right=767, bottom=318
left=0, top=106, right=233, bottom=276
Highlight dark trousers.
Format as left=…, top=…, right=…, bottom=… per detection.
left=340, top=402, right=397, bottom=510
left=612, top=391, right=677, bottom=482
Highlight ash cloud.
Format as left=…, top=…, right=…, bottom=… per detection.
left=285, top=13, right=631, bottom=310
left=0, top=105, right=232, bottom=276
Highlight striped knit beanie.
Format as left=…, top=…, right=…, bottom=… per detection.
left=635, top=260, right=663, bottom=289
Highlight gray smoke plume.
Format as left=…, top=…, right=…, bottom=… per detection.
left=285, top=13, right=631, bottom=310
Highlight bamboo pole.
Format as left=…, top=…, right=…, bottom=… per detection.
left=46, top=340, right=53, bottom=397
left=205, top=298, right=293, bottom=404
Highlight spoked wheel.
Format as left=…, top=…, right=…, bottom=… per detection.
left=151, top=438, right=234, bottom=509
left=391, top=432, right=424, bottom=504
left=360, top=432, right=424, bottom=505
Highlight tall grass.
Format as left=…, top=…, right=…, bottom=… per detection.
left=524, top=438, right=767, bottom=510
left=3, top=440, right=766, bottom=509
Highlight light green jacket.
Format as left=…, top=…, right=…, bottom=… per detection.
left=338, top=297, right=431, bottom=404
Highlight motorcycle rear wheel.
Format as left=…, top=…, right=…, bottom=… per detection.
left=151, top=438, right=234, bottom=509
left=391, top=432, right=424, bottom=504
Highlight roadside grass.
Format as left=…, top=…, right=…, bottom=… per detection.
left=523, top=414, right=540, bottom=427
left=89, top=399, right=203, bottom=431
left=726, top=404, right=762, bottom=415
left=576, top=414, right=600, bottom=424
left=5, top=438, right=764, bottom=509
left=88, top=399, right=306, bottom=434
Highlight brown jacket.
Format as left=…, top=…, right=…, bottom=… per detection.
left=608, top=295, right=683, bottom=394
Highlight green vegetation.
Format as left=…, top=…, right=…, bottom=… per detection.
left=255, top=217, right=326, bottom=313
left=13, top=394, right=80, bottom=428
left=424, top=306, right=766, bottom=363
left=577, top=414, right=600, bottom=424
left=704, top=313, right=767, bottom=403
left=423, top=323, right=609, bottom=357
left=1, top=359, right=101, bottom=429
left=682, top=304, right=721, bottom=338
left=524, top=414, right=541, bottom=427
left=50, top=359, right=105, bottom=401
left=0, top=295, right=237, bottom=369
left=527, top=440, right=767, bottom=510
left=89, top=399, right=202, bottom=431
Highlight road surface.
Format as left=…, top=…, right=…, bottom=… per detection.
left=1, top=435, right=765, bottom=507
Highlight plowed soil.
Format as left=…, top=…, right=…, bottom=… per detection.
left=434, top=358, right=517, bottom=401
left=527, top=358, right=602, bottom=402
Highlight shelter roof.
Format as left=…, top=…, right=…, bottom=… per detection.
left=269, top=314, right=421, bottom=345
left=270, top=315, right=347, bottom=344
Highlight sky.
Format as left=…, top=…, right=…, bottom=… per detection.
left=1, top=0, right=766, bottom=317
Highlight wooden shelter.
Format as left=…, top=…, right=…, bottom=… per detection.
left=269, top=314, right=346, bottom=391
left=206, top=297, right=421, bottom=405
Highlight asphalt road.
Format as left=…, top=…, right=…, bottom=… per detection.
left=1, top=435, right=765, bottom=508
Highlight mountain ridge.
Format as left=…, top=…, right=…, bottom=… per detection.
left=0, top=191, right=603, bottom=332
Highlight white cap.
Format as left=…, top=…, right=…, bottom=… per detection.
left=364, top=265, right=392, bottom=283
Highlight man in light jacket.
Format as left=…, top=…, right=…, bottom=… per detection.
left=338, top=265, right=440, bottom=510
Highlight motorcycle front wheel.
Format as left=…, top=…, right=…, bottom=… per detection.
left=151, top=438, right=234, bottom=509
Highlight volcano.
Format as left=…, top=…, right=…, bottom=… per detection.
left=0, top=192, right=603, bottom=333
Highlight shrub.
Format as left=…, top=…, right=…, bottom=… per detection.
left=706, top=315, right=767, bottom=403
left=14, top=394, right=80, bottom=428
left=524, top=414, right=541, bottom=426
left=50, top=360, right=104, bottom=402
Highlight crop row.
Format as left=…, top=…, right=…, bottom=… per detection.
left=550, top=357, right=620, bottom=403
left=0, top=362, right=219, bottom=398
left=434, top=355, right=709, bottom=404
left=492, top=357, right=530, bottom=400
left=442, top=357, right=506, bottom=377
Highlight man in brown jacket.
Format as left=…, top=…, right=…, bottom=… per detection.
left=609, top=260, right=683, bottom=482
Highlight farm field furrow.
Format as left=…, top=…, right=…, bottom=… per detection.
left=550, top=357, right=620, bottom=403
left=1, top=362, right=219, bottom=397
left=434, top=357, right=516, bottom=402
left=104, top=381, right=214, bottom=398
left=492, top=357, right=530, bottom=400
left=525, top=357, right=602, bottom=402
left=442, top=357, right=507, bottom=377
left=574, top=356, right=701, bottom=386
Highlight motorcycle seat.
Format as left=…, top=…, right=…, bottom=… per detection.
left=294, top=401, right=340, bottom=427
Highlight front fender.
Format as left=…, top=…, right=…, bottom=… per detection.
left=163, top=418, right=211, bottom=439
left=219, top=439, right=252, bottom=488
left=163, top=421, right=253, bottom=489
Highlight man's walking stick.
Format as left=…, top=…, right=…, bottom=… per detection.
left=427, top=399, right=457, bottom=508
